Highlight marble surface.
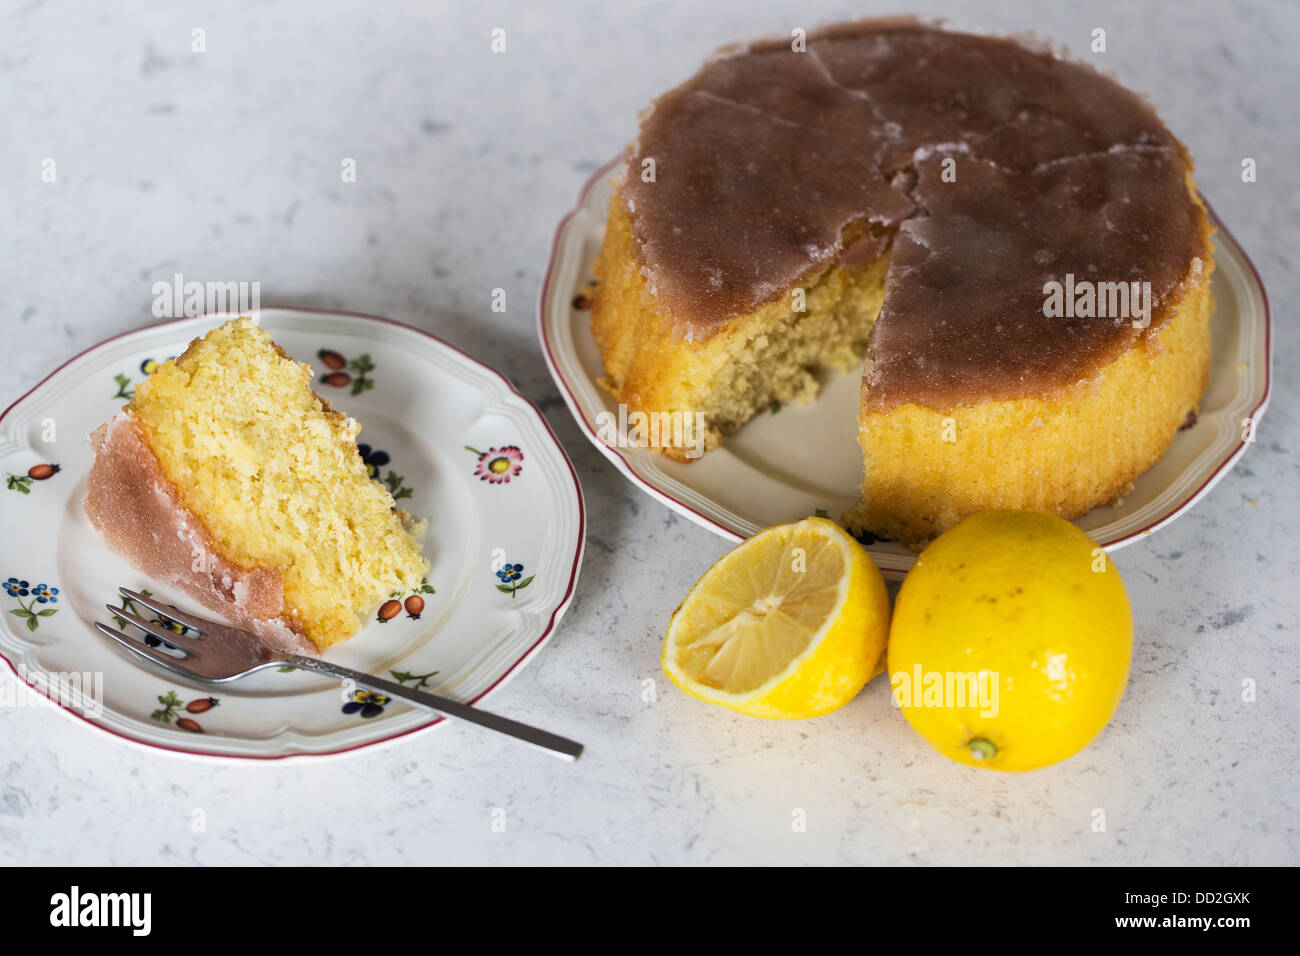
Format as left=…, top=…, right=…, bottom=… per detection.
left=1, top=0, right=1296, bottom=865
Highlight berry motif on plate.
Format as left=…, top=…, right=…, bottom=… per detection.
left=111, top=588, right=195, bottom=649
left=6, top=577, right=58, bottom=632
left=6, top=463, right=59, bottom=494
left=495, top=562, right=534, bottom=599
left=358, top=444, right=413, bottom=502
left=854, top=529, right=894, bottom=545
left=572, top=278, right=598, bottom=310
left=317, top=348, right=375, bottom=396
left=376, top=577, right=436, bottom=623
left=112, top=356, right=172, bottom=400
left=149, top=690, right=220, bottom=732
left=342, top=689, right=389, bottom=719
left=467, top=444, right=524, bottom=484
left=359, top=443, right=390, bottom=478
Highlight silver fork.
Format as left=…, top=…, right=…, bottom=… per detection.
left=97, top=587, right=583, bottom=761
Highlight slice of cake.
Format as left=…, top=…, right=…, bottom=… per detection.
left=85, top=317, right=429, bottom=653
left=590, top=18, right=1214, bottom=548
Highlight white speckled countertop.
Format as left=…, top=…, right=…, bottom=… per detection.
left=1, top=0, right=1295, bottom=865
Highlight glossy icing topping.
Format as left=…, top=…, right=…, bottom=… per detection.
left=622, top=19, right=1208, bottom=408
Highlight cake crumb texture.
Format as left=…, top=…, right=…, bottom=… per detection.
left=111, top=317, right=428, bottom=649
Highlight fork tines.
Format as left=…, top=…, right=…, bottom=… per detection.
left=103, top=603, right=195, bottom=654
left=93, top=622, right=194, bottom=677
left=117, top=587, right=209, bottom=635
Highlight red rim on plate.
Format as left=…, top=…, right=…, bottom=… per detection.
left=538, top=156, right=1271, bottom=553
left=0, top=309, right=586, bottom=761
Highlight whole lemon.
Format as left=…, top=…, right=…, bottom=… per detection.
left=887, top=510, right=1132, bottom=772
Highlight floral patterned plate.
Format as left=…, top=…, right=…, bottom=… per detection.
left=0, top=309, right=585, bottom=759
left=539, top=159, right=1271, bottom=577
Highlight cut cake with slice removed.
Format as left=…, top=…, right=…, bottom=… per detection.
left=589, top=18, right=1215, bottom=548
left=85, top=317, right=429, bottom=653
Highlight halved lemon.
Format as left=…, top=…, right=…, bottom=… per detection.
left=662, top=517, right=890, bottom=719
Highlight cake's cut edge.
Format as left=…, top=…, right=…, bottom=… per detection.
left=85, top=412, right=317, bottom=656
left=591, top=193, right=890, bottom=462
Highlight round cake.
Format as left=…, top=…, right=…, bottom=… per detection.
left=589, top=18, right=1213, bottom=548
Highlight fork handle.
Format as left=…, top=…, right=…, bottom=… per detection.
left=282, top=655, right=583, bottom=761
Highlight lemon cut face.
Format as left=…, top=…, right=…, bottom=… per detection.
left=663, top=517, right=890, bottom=719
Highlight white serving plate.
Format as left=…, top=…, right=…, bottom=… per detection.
left=0, top=309, right=585, bottom=759
left=539, top=159, right=1271, bottom=577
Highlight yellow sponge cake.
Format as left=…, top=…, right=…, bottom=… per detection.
left=85, top=317, right=429, bottom=652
